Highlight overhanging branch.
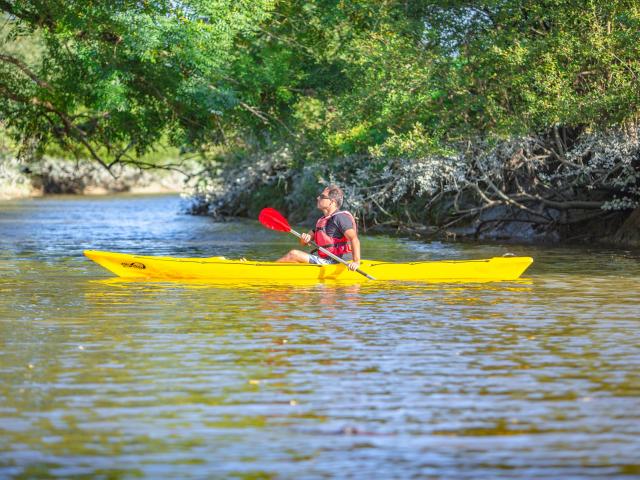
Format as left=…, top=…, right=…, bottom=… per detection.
left=0, top=54, right=51, bottom=89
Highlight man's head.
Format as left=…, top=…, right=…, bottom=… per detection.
left=317, top=184, right=344, bottom=210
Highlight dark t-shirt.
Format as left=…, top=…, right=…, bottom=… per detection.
left=314, top=212, right=355, bottom=260
left=319, top=212, right=355, bottom=238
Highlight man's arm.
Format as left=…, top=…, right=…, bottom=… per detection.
left=344, top=228, right=361, bottom=271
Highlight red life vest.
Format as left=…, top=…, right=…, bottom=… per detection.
left=314, top=211, right=356, bottom=258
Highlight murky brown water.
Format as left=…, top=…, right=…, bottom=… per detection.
left=1, top=195, right=639, bottom=478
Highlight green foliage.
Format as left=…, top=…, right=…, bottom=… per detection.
left=2, top=0, right=640, bottom=195
left=370, top=123, right=450, bottom=160
left=0, top=1, right=273, bottom=164
left=462, top=1, right=640, bottom=131
left=212, top=0, right=640, bottom=165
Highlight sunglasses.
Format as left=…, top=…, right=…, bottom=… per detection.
left=317, top=194, right=331, bottom=200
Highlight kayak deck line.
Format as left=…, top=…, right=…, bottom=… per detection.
left=103, top=256, right=325, bottom=267
left=84, top=250, right=533, bottom=283
left=367, top=259, right=495, bottom=266
left=86, top=251, right=510, bottom=267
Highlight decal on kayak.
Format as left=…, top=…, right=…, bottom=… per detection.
left=121, top=261, right=146, bottom=270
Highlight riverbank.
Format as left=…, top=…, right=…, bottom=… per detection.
left=3, top=137, right=638, bottom=249
left=0, top=156, right=186, bottom=200
left=186, top=126, right=640, bottom=250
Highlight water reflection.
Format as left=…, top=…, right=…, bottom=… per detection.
left=1, top=195, right=639, bottom=478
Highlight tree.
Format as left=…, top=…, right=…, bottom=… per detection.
left=0, top=0, right=272, bottom=168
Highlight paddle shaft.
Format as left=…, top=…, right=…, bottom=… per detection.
left=288, top=228, right=375, bottom=280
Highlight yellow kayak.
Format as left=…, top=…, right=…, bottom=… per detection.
left=84, top=250, right=533, bottom=283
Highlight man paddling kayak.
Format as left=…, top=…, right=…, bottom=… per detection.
left=276, top=185, right=362, bottom=271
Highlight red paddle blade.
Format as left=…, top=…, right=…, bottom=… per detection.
left=258, top=208, right=291, bottom=232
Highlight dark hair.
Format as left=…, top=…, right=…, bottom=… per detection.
left=326, top=184, right=344, bottom=208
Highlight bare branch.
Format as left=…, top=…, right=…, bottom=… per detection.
left=238, top=101, right=269, bottom=124
left=512, top=193, right=604, bottom=210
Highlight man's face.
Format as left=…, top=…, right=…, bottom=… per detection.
left=316, top=188, right=332, bottom=209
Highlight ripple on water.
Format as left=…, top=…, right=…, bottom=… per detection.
left=1, top=195, right=640, bottom=478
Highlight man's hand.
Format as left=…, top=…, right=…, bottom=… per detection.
left=300, top=233, right=312, bottom=245
left=348, top=260, right=360, bottom=271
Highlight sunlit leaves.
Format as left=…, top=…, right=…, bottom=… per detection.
left=1, top=0, right=273, bottom=162
left=3, top=0, right=640, bottom=180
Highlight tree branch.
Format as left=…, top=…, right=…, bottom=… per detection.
left=0, top=1, right=56, bottom=29
left=0, top=54, right=51, bottom=89
left=0, top=82, right=112, bottom=173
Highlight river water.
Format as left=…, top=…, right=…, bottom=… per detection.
left=1, top=194, right=639, bottom=479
